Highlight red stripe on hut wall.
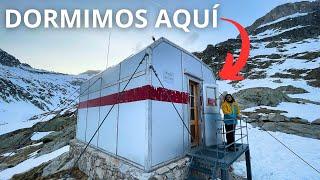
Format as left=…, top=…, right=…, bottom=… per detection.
left=78, top=85, right=189, bottom=109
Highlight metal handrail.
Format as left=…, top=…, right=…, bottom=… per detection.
left=217, top=117, right=249, bottom=149
left=225, top=135, right=248, bottom=148
left=215, top=118, right=239, bottom=121
left=218, top=126, right=247, bottom=134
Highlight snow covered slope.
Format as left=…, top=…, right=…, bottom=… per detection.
left=195, top=0, right=320, bottom=123
left=0, top=48, right=89, bottom=135
left=233, top=123, right=320, bottom=180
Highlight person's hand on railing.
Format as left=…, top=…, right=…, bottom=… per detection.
left=237, top=115, right=242, bottom=120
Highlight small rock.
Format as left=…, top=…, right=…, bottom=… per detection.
left=96, top=167, right=105, bottom=179
left=150, top=175, right=165, bottom=180
left=259, top=115, right=268, bottom=121
left=290, top=117, right=309, bottom=124
left=167, top=162, right=177, bottom=170
left=268, top=114, right=289, bottom=122
left=155, top=166, right=170, bottom=175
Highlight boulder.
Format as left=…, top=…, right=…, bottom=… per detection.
left=233, top=87, right=294, bottom=109
left=268, top=113, right=290, bottom=122
left=41, top=152, right=71, bottom=177
left=255, top=107, right=287, bottom=114
left=276, top=85, right=308, bottom=94
left=255, top=122, right=320, bottom=139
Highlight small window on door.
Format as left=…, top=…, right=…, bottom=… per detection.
left=206, top=87, right=217, bottom=107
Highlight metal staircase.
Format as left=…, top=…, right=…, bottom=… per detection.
left=187, top=119, right=252, bottom=180
left=187, top=155, right=217, bottom=179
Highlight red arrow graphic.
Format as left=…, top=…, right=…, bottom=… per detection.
left=219, top=18, right=250, bottom=81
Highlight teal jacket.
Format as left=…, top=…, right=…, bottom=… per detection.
left=222, top=101, right=240, bottom=125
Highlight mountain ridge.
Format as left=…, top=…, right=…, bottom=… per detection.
left=194, top=0, right=320, bottom=89
left=246, top=0, right=320, bottom=34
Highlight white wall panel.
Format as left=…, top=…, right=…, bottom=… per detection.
left=202, top=65, right=215, bottom=84
left=89, top=75, right=102, bottom=93
left=76, top=95, right=88, bottom=142
left=76, top=108, right=87, bottom=142
left=117, top=101, right=147, bottom=166
left=85, top=107, right=100, bottom=146
left=98, top=84, right=119, bottom=154
left=98, top=105, right=118, bottom=154
left=102, top=64, right=120, bottom=87
left=182, top=52, right=202, bottom=79
left=120, top=50, right=147, bottom=80
left=88, top=91, right=100, bottom=100
left=151, top=101, right=184, bottom=166
left=204, top=114, right=222, bottom=146
left=85, top=91, right=101, bottom=146
left=79, top=95, right=88, bottom=102
left=152, top=42, right=182, bottom=91
left=80, top=80, right=90, bottom=95
left=119, top=75, right=147, bottom=90
left=101, top=84, right=118, bottom=97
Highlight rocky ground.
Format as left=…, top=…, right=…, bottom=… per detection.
left=233, top=87, right=320, bottom=139
left=0, top=108, right=86, bottom=179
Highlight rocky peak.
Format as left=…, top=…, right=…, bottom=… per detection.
left=0, top=49, right=23, bottom=67
left=247, top=0, right=320, bottom=34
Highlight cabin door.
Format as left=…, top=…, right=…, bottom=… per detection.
left=189, top=80, right=200, bottom=147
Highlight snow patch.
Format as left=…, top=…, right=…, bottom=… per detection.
left=17, top=142, right=43, bottom=151
left=258, top=12, right=309, bottom=29
left=251, top=25, right=308, bottom=40
left=0, top=101, right=43, bottom=135
left=31, top=131, right=55, bottom=141
left=1, top=152, right=16, bottom=157
left=265, top=58, right=320, bottom=77
left=0, top=145, right=70, bottom=179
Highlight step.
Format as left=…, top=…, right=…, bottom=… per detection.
left=188, top=168, right=216, bottom=180
left=192, top=158, right=216, bottom=167
left=187, top=157, right=217, bottom=179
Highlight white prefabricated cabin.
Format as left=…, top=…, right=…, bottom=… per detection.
left=76, top=37, right=222, bottom=172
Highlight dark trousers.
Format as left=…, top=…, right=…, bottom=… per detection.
left=225, top=124, right=235, bottom=147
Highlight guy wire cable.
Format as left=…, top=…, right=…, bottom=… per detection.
left=72, top=53, right=149, bottom=169
left=149, top=65, right=195, bottom=141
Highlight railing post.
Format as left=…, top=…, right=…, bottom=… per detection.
left=221, top=168, right=229, bottom=180
left=245, top=149, right=252, bottom=180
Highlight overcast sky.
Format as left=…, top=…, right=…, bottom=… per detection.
left=0, top=0, right=304, bottom=74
